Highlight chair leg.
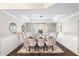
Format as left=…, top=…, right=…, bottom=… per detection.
left=43, top=46, right=45, bottom=51
left=38, top=46, right=39, bottom=51
left=35, top=46, right=36, bottom=51
left=52, top=46, right=53, bottom=51
left=29, top=46, right=31, bottom=52
left=46, top=46, right=48, bottom=51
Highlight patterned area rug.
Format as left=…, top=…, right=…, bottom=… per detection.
left=17, top=45, right=64, bottom=53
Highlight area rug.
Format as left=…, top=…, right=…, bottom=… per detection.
left=17, top=45, right=64, bottom=53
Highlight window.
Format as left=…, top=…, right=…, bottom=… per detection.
left=9, top=23, right=17, bottom=34
left=31, top=23, right=48, bottom=34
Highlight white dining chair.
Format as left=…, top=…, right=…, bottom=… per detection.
left=37, top=37, right=45, bottom=51
left=21, top=32, right=29, bottom=49
left=45, top=32, right=58, bottom=51
left=45, top=37, right=55, bottom=51
left=28, top=38, right=37, bottom=51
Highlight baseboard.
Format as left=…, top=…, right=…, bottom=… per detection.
left=6, top=42, right=23, bottom=56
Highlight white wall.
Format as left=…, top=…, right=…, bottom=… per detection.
left=57, top=14, right=79, bottom=55
left=47, top=23, right=56, bottom=32
left=0, top=11, right=23, bottom=56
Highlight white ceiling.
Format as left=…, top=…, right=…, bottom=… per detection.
left=4, top=3, right=79, bottom=23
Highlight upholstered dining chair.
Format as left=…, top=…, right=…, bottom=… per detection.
left=37, top=37, right=45, bottom=51
left=45, top=32, right=58, bottom=51
left=28, top=37, right=37, bottom=51
left=21, top=32, right=29, bottom=49
left=45, top=37, right=55, bottom=51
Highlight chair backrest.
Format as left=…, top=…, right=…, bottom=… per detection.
left=26, top=33, right=31, bottom=38
left=28, top=39, right=36, bottom=46
left=37, top=35, right=45, bottom=39
left=37, top=38, right=45, bottom=46
left=46, top=38, right=56, bottom=46
left=45, top=32, right=58, bottom=46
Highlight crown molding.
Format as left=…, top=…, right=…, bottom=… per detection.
left=58, top=12, right=79, bottom=23
left=1, top=10, right=23, bottom=21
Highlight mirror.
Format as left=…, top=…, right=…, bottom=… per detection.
left=9, top=23, right=17, bottom=34
left=21, top=25, right=25, bottom=32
